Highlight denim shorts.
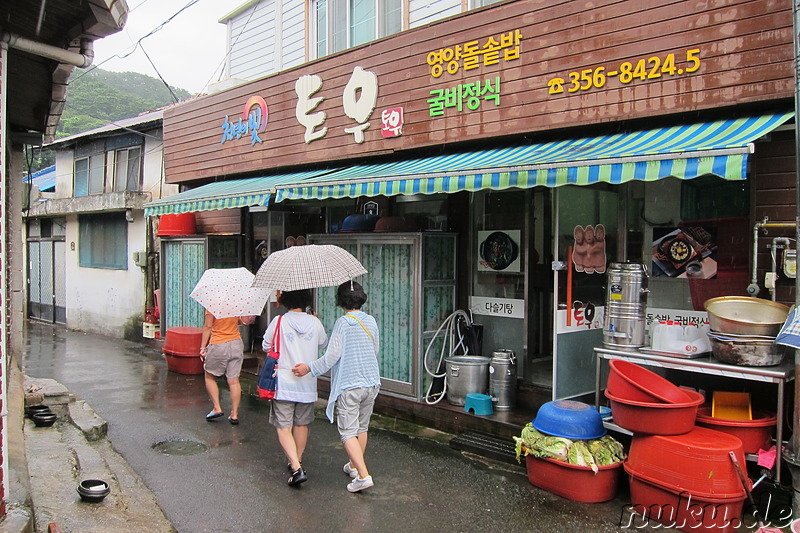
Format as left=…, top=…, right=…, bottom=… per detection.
left=335, top=386, right=380, bottom=442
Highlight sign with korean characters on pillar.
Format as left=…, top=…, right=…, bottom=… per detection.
left=470, top=296, right=525, bottom=319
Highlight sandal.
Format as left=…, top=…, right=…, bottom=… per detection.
left=205, top=411, right=224, bottom=421
left=288, top=467, right=307, bottom=486
left=228, top=416, right=239, bottom=425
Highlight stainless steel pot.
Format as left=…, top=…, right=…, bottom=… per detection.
left=704, top=296, right=789, bottom=336
left=707, top=331, right=786, bottom=366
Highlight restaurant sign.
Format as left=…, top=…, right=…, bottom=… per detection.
left=221, top=66, right=388, bottom=148
left=165, top=0, right=789, bottom=184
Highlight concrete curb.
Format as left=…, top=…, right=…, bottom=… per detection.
left=18, top=376, right=175, bottom=533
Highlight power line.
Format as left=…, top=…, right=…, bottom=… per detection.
left=199, top=1, right=259, bottom=94
left=72, top=0, right=203, bottom=86
left=139, top=43, right=180, bottom=103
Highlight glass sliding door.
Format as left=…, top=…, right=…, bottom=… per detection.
left=309, top=233, right=456, bottom=399
left=553, top=186, right=619, bottom=399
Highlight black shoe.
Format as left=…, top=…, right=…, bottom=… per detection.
left=288, top=467, right=307, bottom=486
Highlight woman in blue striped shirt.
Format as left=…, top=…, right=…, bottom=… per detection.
left=292, top=281, right=381, bottom=492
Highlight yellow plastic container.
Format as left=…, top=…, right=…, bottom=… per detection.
left=711, top=391, right=752, bottom=421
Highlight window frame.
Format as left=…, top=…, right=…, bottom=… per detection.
left=312, top=0, right=402, bottom=58
left=114, top=145, right=143, bottom=192
left=78, top=213, right=128, bottom=270
left=74, top=154, right=106, bottom=197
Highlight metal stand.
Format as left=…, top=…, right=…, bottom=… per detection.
left=594, top=346, right=794, bottom=483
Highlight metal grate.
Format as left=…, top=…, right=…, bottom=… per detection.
left=449, top=431, right=518, bottom=465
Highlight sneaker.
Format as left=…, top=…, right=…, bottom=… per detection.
left=343, top=461, right=358, bottom=479
left=347, top=475, right=374, bottom=493
left=288, top=467, right=307, bottom=486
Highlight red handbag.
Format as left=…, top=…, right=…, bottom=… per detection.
left=257, top=316, right=281, bottom=399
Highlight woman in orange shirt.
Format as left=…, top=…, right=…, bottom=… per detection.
left=200, top=311, right=255, bottom=424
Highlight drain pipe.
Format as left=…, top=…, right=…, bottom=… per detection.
left=0, top=31, right=94, bottom=68
left=1, top=30, right=95, bottom=142
left=749, top=218, right=796, bottom=296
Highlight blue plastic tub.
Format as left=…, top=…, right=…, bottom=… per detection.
left=533, top=400, right=606, bottom=440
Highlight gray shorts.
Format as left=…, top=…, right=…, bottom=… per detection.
left=269, top=400, right=315, bottom=429
left=204, top=339, right=244, bottom=378
left=335, top=386, right=380, bottom=442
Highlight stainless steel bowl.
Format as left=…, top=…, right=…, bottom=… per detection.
left=77, top=479, right=110, bottom=503
left=704, top=296, right=789, bottom=336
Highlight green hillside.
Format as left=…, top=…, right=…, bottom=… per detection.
left=57, top=68, right=192, bottom=138
left=26, top=68, right=192, bottom=174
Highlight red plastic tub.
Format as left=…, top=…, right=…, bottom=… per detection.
left=157, top=213, right=197, bottom=236
left=163, top=327, right=203, bottom=356
left=625, top=427, right=748, bottom=498
left=606, top=360, right=691, bottom=403
left=695, top=406, right=776, bottom=454
left=164, top=352, right=204, bottom=375
left=605, top=389, right=704, bottom=435
left=626, top=474, right=746, bottom=533
left=525, top=455, right=623, bottom=503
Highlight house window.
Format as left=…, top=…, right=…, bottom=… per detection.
left=314, top=0, right=402, bottom=58
left=74, top=154, right=105, bottom=196
left=79, top=213, right=128, bottom=270
left=472, top=0, right=504, bottom=6
left=114, top=146, right=142, bottom=192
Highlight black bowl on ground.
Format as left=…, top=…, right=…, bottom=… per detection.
left=77, top=479, right=110, bottom=503
left=26, top=405, right=52, bottom=418
left=31, top=412, right=57, bottom=427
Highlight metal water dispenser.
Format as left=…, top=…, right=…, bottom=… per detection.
left=489, top=349, right=517, bottom=410
left=603, top=263, right=649, bottom=349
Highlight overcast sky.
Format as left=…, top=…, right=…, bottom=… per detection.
left=92, top=0, right=231, bottom=94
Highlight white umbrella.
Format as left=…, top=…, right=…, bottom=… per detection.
left=190, top=267, right=272, bottom=318
left=252, top=244, right=367, bottom=291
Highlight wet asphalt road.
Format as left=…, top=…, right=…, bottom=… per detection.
left=22, top=321, right=630, bottom=533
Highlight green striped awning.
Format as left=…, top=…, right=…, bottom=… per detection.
left=274, top=112, right=793, bottom=202
left=144, top=170, right=330, bottom=216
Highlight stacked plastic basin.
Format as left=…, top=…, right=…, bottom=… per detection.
left=527, top=400, right=624, bottom=503
left=605, top=360, right=748, bottom=533
left=163, top=327, right=204, bottom=375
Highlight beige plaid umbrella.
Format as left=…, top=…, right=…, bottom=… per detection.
left=252, top=244, right=367, bottom=291
left=190, top=267, right=272, bottom=318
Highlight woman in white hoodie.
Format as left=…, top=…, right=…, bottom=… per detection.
left=262, top=289, right=328, bottom=486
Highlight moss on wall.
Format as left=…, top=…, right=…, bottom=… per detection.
left=123, top=314, right=143, bottom=341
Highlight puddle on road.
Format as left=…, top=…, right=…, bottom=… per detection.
left=152, top=439, right=208, bottom=456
